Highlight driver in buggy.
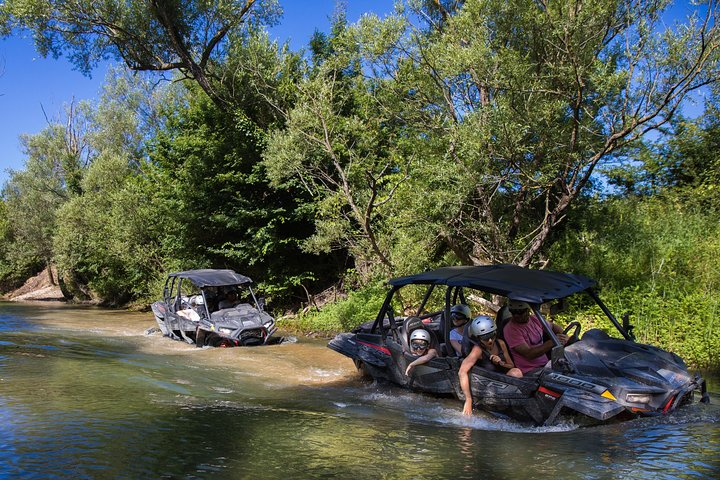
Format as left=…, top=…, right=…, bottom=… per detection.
left=218, top=289, right=241, bottom=310
left=502, top=300, right=569, bottom=374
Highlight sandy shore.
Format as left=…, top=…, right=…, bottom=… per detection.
left=2, top=267, right=65, bottom=302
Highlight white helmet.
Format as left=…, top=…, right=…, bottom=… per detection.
left=467, top=315, right=496, bottom=340
left=409, top=329, right=431, bottom=343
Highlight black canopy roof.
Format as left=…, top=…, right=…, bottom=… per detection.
left=168, top=269, right=252, bottom=287
left=388, top=264, right=595, bottom=304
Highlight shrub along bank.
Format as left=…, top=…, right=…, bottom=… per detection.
left=281, top=284, right=717, bottom=370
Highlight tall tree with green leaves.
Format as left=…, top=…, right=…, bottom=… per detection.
left=264, top=14, right=415, bottom=277
left=268, top=0, right=720, bottom=278
left=52, top=69, right=168, bottom=303
left=0, top=198, right=43, bottom=291
left=0, top=0, right=281, bottom=108
left=607, top=88, right=720, bottom=203
left=397, top=0, right=720, bottom=268
left=1, top=101, right=92, bottom=286
left=148, top=75, right=337, bottom=303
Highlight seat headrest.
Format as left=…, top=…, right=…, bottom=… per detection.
left=398, top=316, right=424, bottom=352
left=403, top=316, right=423, bottom=334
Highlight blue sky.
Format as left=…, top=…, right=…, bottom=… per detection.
left=0, top=1, right=395, bottom=184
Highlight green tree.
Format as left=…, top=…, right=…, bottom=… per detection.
left=54, top=152, right=168, bottom=303
left=0, top=199, right=43, bottom=291
left=52, top=69, right=168, bottom=303
left=0, top=0, right=281, bottom=107
left=268, top=0, right=720, bottom=278
left=1, top=101, right=91, bottom=286
left=604, top=83, right=720, bottom=207
left=264, top=13, right=415, bottom=277
left=148, top=76, right=336, bottom=304
left=400, top=0, right=720, bottom=266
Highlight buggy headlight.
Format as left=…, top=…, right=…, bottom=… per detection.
left=626, top=393, right=651, bottom=404
left=218, top=327, right=234, bottom=335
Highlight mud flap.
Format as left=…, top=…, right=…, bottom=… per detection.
left=700, top=378, right=710, bottom=404
left=543, top=388, right=626, bottom=425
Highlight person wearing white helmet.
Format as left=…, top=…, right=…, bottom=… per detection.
left=459, top=315, right=523, bottom=416
left=405, top=328, right=438, bottom=376
left=177, top=295, right=202, bottom=321
left=448, top=304, right=472, bottom=356
left=502, top=300, right=569, bottom=374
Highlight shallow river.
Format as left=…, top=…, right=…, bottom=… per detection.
left=0, top=302, right=718, bottom=479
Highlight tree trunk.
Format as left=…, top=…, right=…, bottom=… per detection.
left=46, top=259, right=56, bottom=286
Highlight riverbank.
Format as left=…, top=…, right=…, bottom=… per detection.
left=275, top=317, right=336, bottom=339
left=1, top=267, right=65, bottom=302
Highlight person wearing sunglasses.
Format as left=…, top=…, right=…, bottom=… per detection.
left=459, top=315, right=522, bottom=416
left=449, top=304, right=472, bottom=356
left=502, top=300, right=568, bottom=375
left=405, top=329, right=438, bottom=376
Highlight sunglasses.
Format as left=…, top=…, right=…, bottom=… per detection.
left=451, top=314, right=468, bottom=321
left=410, top=340, right=429, bottom=351
left=478, top=332, right=496, bottom=341
left=509, top=308, right=528, bottom=315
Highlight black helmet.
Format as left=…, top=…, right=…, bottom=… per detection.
left=508, top=300, right=530, bottom=313
left=450, top=304, right=471, bottom=323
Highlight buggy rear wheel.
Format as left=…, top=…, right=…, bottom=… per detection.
left=354, top=359, right=371, bottom=378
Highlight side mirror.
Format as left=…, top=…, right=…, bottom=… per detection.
left=550, top=298, right=566, bottom=316
left=257, top=296, right=266, bottom=310
left=622, top=312, right=636, bottom=341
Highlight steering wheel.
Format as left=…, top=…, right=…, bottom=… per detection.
left=562, top=321, right=582, bottom=345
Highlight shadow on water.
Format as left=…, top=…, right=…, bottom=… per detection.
left=0, top=302, right=719, bottom=479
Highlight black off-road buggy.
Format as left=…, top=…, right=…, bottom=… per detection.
left=328, top=264, right=709, bottom=425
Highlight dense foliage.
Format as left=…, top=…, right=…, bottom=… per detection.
left=549, top=195, right=720, bottom=368
left=1, top=0, right=720, bottom=367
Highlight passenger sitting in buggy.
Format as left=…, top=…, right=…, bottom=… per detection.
left=459, top=315, right=523, bottom=415
left=404, top=328, right=439, bottom=376
left=177, top=295, right=202, bottom=322
left=448, top=304, right=472, bottom=356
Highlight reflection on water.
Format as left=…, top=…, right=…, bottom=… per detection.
left=0, top=302, right=718, bottom=479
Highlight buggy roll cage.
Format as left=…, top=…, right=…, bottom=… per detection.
left=368, top=265, right=635, bottom=361
left=161, top=270, right=266, bottom=318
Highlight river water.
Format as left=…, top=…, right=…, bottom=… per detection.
left=0, top=302, right=718, bottom=479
